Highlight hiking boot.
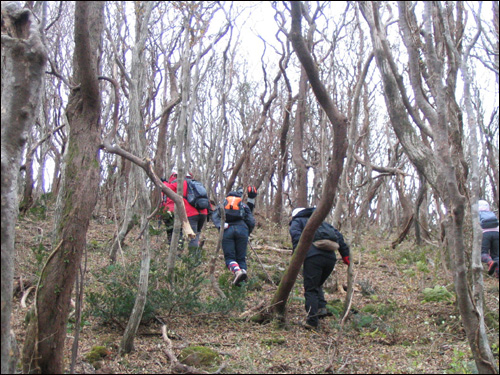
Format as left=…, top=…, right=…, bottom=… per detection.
left=487, top=261, right=498, bottom=276
left=318, top=307, right=333, bottom=319
left=302, top=321, right=319, bottom=331
left=233, top=269, right=247, bottom=286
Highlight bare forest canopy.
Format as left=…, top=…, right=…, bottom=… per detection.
left=6, top=1, right=499, bottom=219
left=1, top=1, right=499, bottom=374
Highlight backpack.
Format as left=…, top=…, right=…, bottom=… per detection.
left=313, top=222, right=339, bottom=243
left=185, top=179, right=210, bottom=210
left=224, top=195, right=245, bottom=222
left=479, top=211, right=499, bottom=229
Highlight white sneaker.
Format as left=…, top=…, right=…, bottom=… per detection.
left=233, top=269, right=247, bottom=286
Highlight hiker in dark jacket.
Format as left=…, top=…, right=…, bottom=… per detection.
left=289, top=207, right=350, bottom=329
left=212, top=189, right=256, bottom=286
left=478, top=200, right=499, bottom=278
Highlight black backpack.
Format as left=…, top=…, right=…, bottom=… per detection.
left=224, top=195, right=245, bottom=222
left=185, top=179, right=210, bottom=210
left=479, top=211, right=499, bottom=229
left=313, top=222, right=339, bottom=242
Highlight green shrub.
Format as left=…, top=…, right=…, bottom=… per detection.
left=326, top=299, right=344, bottom=318
left=445, top=349, right=474, bottom=374
left=361, top=300, right=398, bottom=317
left=396, top=246, right=429, bottom=266
left=351, top=313, right=375, bottom=330
left=86, top=263, right=157, bottom=324
left=261, top=335, right=286, bottom=346
left=86, top=248, right=249, bottom=325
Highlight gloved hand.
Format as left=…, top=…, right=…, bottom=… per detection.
left=342, top=256, right=350, bottom=266
left=247, top=186, right=257, bottom=198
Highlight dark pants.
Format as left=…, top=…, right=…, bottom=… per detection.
left=481, top=231, right=499, bottom=277
left=222, top=224, right=249, bottom=270
left=303, top=254, right=336, bottom=327
left=164, top=213, right=206, bottom=251
left=188, top=214, right=207, bottom=249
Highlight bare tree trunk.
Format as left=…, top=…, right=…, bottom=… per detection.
left=459, top=9, right=495, bottom=371
left=118, top=2, right=155, bottom=354
left=273, top=41, right=293, bottom=223
left=109, top=3, right=155, bottom=265
left=153, top=62, right=180, bottom=199
left=292, top=67, right=309, bottom=207
left=1, top=3, right=47, bottom=372
left=360, top=2, right=497, bottom=372
left=414, top=173, right=429, bottom=245
left=269, top=1, right=348, bottom=320
left=22, top=2, right=103, bottom=373
left=333, top=51, right=374, bottom=228
left=392, top=172, right=414, bottom=248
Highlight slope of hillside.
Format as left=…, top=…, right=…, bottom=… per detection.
left=11, top=207, right=499, bottom=374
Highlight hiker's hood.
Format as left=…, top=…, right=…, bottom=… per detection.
left=227, top=190, right=243, bottom=198
left=292, top=207, right=315, bottom=218
left=478, top=200, right=490, bottom=212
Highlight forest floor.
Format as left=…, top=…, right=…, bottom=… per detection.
left=11, top=205, right=500, bottom=374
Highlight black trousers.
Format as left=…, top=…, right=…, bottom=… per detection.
left=303, top=254, right=336, bottom=326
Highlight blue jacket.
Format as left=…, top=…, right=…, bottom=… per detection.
left=289, top=207, right=349, bottom=260
left=212, top=191, right=255, bottom=234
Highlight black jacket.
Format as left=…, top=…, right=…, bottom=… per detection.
left=289, top=207, right=349, bottom=260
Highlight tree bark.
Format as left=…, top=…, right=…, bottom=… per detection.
left=1, top=3, right=47, bottom=373
left=269, top=1, right=348, bottom=320
left=291, top=67, right=309, bottom=207
left=360, top=2, right=497, bottom=372
left=109, top=2, right=154, bottom=264
left=22, top=2, right=104, bottom=373
left=117, top=1, right=155, bottom=354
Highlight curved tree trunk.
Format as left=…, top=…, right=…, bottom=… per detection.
left=22, top=2, right=103, bottom=373
left=1, top=3, right=47, bottom=372
left=269, top=1, right=348, bottom=320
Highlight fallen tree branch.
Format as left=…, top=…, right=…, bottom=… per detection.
left=161, top=325, right=206, bottom=374
left=238, top=300, right=267, bottom=320
left=252, top=245, right=292, bottom=253
left=20, top=286, right=36, bottom=309
left=248, top=240, right=277, bottom=287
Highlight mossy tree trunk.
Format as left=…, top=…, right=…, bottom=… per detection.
left=21, top=2, right=104, bottom=373
left=1, top=3, right=47, bottom=373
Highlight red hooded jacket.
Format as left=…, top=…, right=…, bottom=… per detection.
left=161, top=174, right=208, bottom=217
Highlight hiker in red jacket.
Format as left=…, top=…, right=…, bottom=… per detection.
left=160, top=171, right=208, bottom=252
